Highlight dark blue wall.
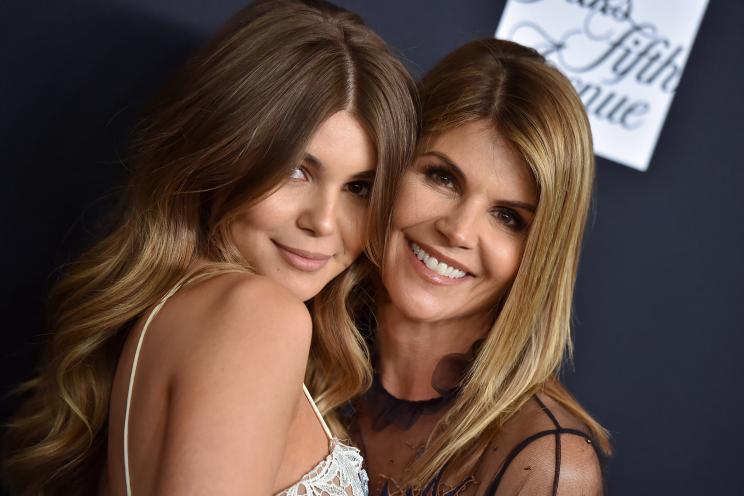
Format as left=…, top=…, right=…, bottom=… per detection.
left=2, top=1, right=742, bottom=494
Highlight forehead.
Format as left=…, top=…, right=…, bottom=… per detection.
left=306, top=110, right=376, bottom=174
left=427, top=121, right=536, bottom=201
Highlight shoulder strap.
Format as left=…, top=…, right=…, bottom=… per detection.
left=123, top=272, right=212, bottom=495
left=122, top=269, right=329, bottom=494
left=302, top=384, right=334, bottom=440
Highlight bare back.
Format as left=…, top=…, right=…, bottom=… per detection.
left=104, top=271, right=329, bottom=495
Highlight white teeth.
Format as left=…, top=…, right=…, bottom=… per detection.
left=410, top=242, right=467, bottom=279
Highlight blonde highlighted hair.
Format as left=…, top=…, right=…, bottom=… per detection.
left=2, top=1, right=418, bottom=494
left=389, top=38, right=610, bottom=486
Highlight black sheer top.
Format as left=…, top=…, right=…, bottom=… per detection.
left=343, top=347, right=605, bottom=495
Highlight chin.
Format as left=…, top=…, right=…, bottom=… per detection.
left=290, top=281, right=324, bottom=302
left=259, top=272, right=319, bottom=302
left=386, top=285, right=448, bottom=323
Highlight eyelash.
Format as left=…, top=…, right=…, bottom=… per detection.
left=490, top=208, right=525, bottom=230
left=345, top=180, right=372, bottom=199
left=289, top=165, right=372, bottom=199
left=422, top=164, right=526, bottom=231
left=423, top=165, right=458, bottom=192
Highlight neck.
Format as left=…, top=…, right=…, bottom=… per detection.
left=375, top=299, right=492, bottom=401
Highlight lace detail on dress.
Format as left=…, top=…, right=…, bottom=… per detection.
left=276, top=439, right=369, bottom=496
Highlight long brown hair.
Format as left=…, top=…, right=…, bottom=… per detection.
left=2, top=1, right=418, bottom=494
left=386, top=38, right=610, bottom=486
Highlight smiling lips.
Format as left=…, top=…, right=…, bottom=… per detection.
left=273, top=241, right=331, bottom=272
left=407, top=239, right=472, bottom=285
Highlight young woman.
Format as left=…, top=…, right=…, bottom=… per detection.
left=342, top=39, right=611, bottom=495
left=3, top=1, right=417, bottom=494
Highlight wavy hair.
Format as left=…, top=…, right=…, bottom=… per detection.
left=2, top=1, right=418, bottom=494
left=385, top=38, right=610, bottom=486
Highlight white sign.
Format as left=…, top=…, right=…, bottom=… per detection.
left=495, top=0, right=709, bottom=171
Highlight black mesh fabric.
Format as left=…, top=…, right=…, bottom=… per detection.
left=344, top=376, right=604, bottom=496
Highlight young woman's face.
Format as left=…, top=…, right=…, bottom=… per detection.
left=231, top=111, right=375, bottom=301
left=382, top=120, right=537, bottom=324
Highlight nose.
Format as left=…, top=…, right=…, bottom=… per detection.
left=296, top=189, right=336, bottom=237
left=434, top=200, right=479, bottom=249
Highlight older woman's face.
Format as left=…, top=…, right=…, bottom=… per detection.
left=382, top=120, right=537, bottom=324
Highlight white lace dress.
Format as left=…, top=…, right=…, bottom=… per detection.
left=275, top=387, right=368, bottom=496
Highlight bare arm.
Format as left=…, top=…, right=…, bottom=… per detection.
left=153, top=276, right=312, bottom=495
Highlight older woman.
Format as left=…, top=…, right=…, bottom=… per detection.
left=343, top=39, right=611, bottom=495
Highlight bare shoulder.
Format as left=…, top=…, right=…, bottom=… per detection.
left=195, top=271, right=311, bottom=332
left=147, top=272, right=314, bottom=492
left=164, top=269, right=314, bottom=376
left=162, top=271, right=312, bottom=364
left=124, top=270, right=313, bottom=395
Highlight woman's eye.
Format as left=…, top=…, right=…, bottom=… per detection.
left=289, top=165, right=309, bottom=181
left=492, top=208, right=524, bottom=229
left=345, top=180, right=372, bottom=199
left=424, top=166, right=456, bottom=190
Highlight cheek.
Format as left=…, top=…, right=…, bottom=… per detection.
left=481, top=232, right=526, bottom=292
left=390, top=174, right=437, bottom=231
left=231, top=191, right=294, bottom=241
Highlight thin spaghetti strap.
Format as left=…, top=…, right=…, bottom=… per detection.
left=123, top=271, right=218, bottom=496
left=302, top=384, right=334, bottom=441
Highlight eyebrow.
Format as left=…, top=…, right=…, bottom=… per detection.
left=304, top=153, right=323, bottom=168
left=420, top=151, right=467, bottom=186
left=500, top=200, right=536, bottom=213
left=304, top=153, right=376, bottom=181
left=420, top=150, right=537, bottom=213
